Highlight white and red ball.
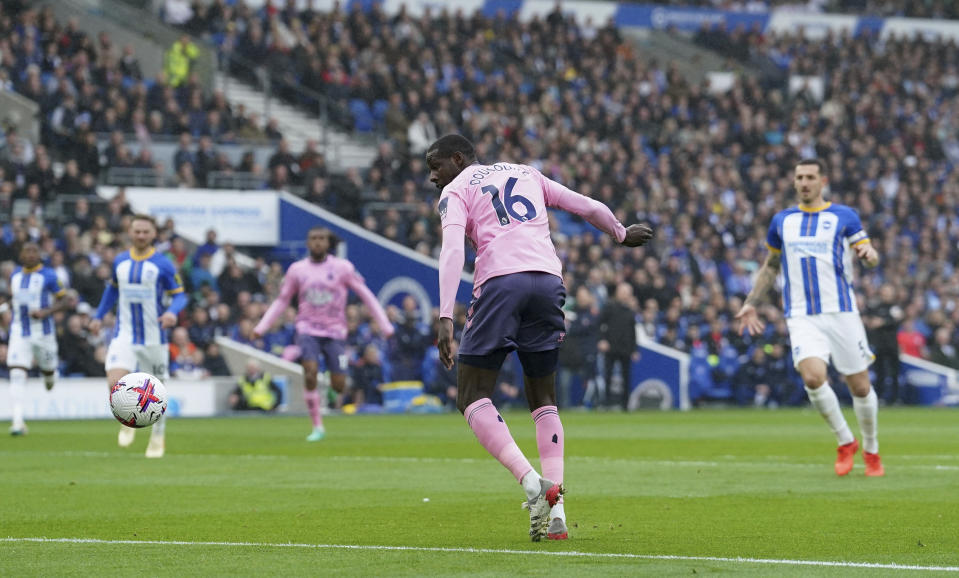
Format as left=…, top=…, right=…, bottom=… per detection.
left=110, top=372, right=168, bottom=428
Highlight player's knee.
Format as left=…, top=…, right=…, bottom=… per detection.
left=330, top=374, right=346, bottom=393
left=801, top=372, right=827, bottom=389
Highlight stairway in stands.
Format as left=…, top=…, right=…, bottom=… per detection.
left=213, top=72, right=377, bottom=172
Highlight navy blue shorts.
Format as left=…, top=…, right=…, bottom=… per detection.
left=295, top=334, right=349, bottom=375
left=459, top=272, right=566, bottom=356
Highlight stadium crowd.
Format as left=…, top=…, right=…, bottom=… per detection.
left=1, top=1, right=959, bottom=409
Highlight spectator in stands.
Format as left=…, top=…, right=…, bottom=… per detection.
left=187, top=306, right=216, bottom=350
left=58, top=312, right=105, bottom=377
left=170, top=326, right=206, bottom=378
left=203, top=342, right=231, bottom=376
left=927, top=327, right=959, bottom=370
left=557, top=285, right=600, bottom=409
left=733, top=347, right=780, bottom=408
left=897, top=318, right=927, bottom=359
left=427, top=337, right=458, bottom=410
left=217, top=259, right=262, bottom=307
left=864, top=284, right=905, bottom=405
left=389, top=296, right=429, bottom=381
left=350, top=343, right=384, bottom=407
left=597, top=282, right=640, bottom=410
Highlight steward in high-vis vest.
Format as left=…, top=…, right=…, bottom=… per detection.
left=230, top=360, right=282, bottom=412
left=165, top=35, right=199, bottom=88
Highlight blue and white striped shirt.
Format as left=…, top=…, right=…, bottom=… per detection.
left=111, top=249, right=184, bottom=345
left=766, top=202, right=869, bottom=318
left=9, top=265, right=65, bottom=338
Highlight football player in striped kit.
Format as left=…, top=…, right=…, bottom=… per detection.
left=5, top=242, right=69, bottom=435
left=737, top=159, right=884, bottom=477
left=89, top=214, right=187, bottom=458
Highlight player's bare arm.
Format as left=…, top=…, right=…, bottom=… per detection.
left=622, top=224, right=654, bottom=247
left=736, top=251, right=782, bottom=335
left=31, top=293, right=71, bottom=319
left=854, top=240, right=880, bottom=268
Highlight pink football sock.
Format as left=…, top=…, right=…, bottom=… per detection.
left=304, top=389, right=324, bottom=428
left=532, top=405, right=564, bottom=484
left=464, top=398, right=534, bottom=482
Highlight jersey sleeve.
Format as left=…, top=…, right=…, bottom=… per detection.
left=766, top=214, right=783, bottom=253
left=254, top=264, right=298, bottom=335
left=438, top=189, right=467, bottom=229
left=538, top=167, right=627, bottom=243
left=43, top=270, right=66, bottom=297
left=158, top=259, right=185, bottom=294
left=344, top=262, right=394, bottom=337
left=110, top=257, right=121, bottom=285
left=842, top=207, right=869, bottom=246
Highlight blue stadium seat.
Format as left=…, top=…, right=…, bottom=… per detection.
left=349, top=99, right=374, bottom=133
left=371, top=99, right=389, bottom=126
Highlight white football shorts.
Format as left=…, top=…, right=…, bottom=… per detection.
left=6, top=334, right=58, bottom=372
left=106, top=341, right=170, bottom=379
left=786, top=311, right=875, bottom=375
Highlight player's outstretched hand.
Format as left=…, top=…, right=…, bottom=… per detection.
left=854, top=242, right=879, bottom=267
left=735, top=304, right=765, bottom=336
left=158, top=311, right=178, bottom=329
left=437, top=317, right=456, bottom=370
left=622, top=223, right=654, bottom=247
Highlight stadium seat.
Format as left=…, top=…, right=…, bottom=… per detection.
left=349, top=99, right=374, bottom=133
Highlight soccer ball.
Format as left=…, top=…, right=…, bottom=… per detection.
left=110, top=372, right=168, bottom=428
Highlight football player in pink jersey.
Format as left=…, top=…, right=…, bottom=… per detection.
left=254, top=227, right=394, bottom=441
left=428, top=134, right=653, bottom=541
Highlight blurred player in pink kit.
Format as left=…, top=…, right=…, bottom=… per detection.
left=428, top=134, right=653, bottom=541
left=253, top=227, right=394, bottom=441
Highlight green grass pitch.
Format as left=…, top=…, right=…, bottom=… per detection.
left=2, top=407, right=958, bottom=576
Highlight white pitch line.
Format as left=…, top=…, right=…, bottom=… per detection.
left=1, top=450, right=957, bottom=471
left=1, top=537, right=957, bottom=572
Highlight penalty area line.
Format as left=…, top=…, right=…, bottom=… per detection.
left=2, top=537, right=957, bottom=572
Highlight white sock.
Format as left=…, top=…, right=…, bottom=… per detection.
left=550, top=502, right=566, bottom=522
left=805, top=383, right=855, bottom=445
left=10, top=368, right=26, bottom=429
left=151, top=413, right=166, bottom=437
left=853, top=388, right=879, bottom=454
left=520, top=470, right=542, bottom=502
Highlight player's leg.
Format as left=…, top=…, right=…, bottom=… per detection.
left=831, top=313, right=883, bottom=476
left=323, top=339, right=350, bottom=410
left=790, top=315, right=857, bottom=474
left=138, top=346, right=170, bottom=458
left=6, top=336, right=31, bottom=435
left=798, top=356, right=858, bottom=475
left=8, top=366, right=28, bottom=435
left=516, top=274, right=569, bottom=539
left=296, top=334, right=326, bottom=440
left=458, top=274, right=557, bottom=540
left=520, top=352, right=567, bottom=540
left=845, top=370, right=884, bottom=476
left=458, top=351, right=533, bottom=481
left=34, top=336, right=58, bottom=391
left=106, top=340, right=137, bottom=447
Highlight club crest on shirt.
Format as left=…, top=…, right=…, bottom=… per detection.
left=438, top=197, right=448, bottom=219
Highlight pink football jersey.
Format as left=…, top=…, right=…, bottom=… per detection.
left=255, top=255, right=392, bottom=340
left=437, top=162, right=626, bottom=318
